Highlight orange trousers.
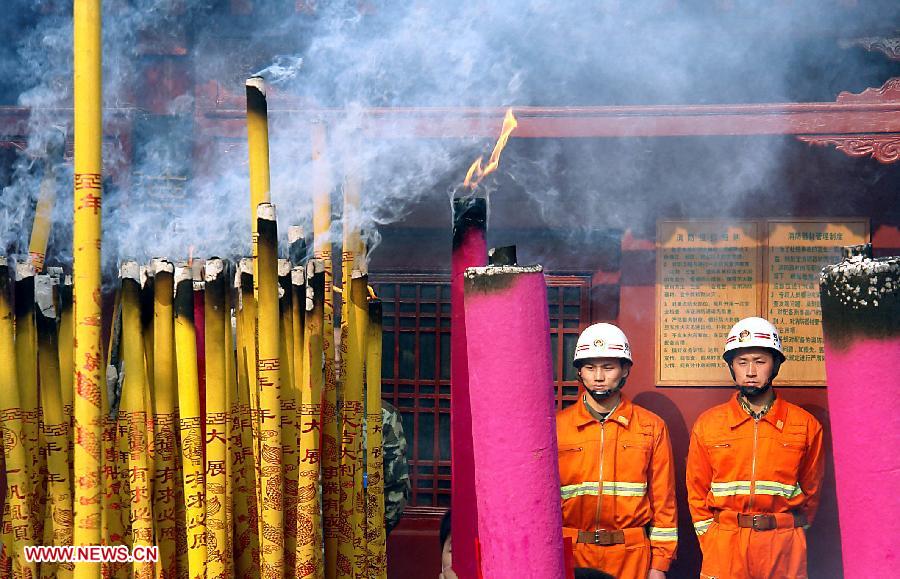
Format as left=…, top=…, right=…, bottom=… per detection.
left=699, top=516, right=807, bottom=579
left=571, top=527, right=650, bottom=578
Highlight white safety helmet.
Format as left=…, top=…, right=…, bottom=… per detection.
left=722, top=317, right=785, bottom=365
left=573, top=323, right=632, bottom=367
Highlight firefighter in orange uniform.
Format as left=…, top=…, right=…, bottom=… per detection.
left=557, top=323, right=678, bottom=578
left=687, top=317, right=825, bottom=579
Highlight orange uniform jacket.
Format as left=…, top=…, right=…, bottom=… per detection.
left=557, top=395, right=678, bottom=572
left=686, top=394, right=824, bottom=544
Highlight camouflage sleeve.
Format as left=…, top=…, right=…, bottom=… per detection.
left=382, top=401, right=411, bottom=535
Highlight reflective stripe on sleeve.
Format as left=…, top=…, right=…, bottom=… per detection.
left=648, top=526, right=678, bottom=542
left=560, top=481, right=648, bottom=500
left=710, top=480, right=802, bottom=499
left=694, top=518, right=714, bottom=536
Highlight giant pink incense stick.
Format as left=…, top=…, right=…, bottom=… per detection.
left=451, top=196, right=487, bottom=579
left=820, top=244, right=900, bottom=579
left=464, top=265, right=565, bottom=579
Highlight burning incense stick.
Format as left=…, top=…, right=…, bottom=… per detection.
left=256, top=203, right=285, bottom=576
left=238, top=255, right=264, bottom=560
left=337, top=272, right=369, bottom=578
left=149, top=258, right=182, bottom=577
left=365, top=299, right=387, bottom=579
left=233, top=260, right=261, bottom=576
left=222, top=260, right=238, bottom=571
left=119, top=262, right=155, bottom=579
left=15, top=264, right=48, bottom=553
left=450, top=195, right=487, bottom=579
left=174, top=263, right=207, bottom=577
left=278, top=258, right=300, bottom=577
left=36, top=274, right=74, bottom=576
left=0, top=258, right=37, bottom=577
left=204, top=258, right=231, bottom=577
left=247, top=76, right=272, bottom=284
left=297, top=259, right=325, bottom=578
left=464, top=265, right=566, bottom=579
left=463, top=108, right=518, bottom=191
left=73, top=0, right=105, bottom=559
left=820, top=244, right=900, bottom=578
left=28, top=142, right=63, bottom=274
left=312, top=122, right=340, bottom=579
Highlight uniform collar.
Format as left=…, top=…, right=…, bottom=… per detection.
left=728, top=392, right=788, bottom=430
left=576, top=393, right=634, bottom=429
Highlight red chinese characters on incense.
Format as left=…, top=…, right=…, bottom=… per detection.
left=819, top=244, right=900, bottom=579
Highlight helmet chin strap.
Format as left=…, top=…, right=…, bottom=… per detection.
left=586, top=377, right=627, bottom=403
left=738, top=383, right=772, bottom=398
left=732, top=359, right=782, bottom=397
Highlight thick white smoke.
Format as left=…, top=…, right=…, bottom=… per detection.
left=0, top=0, right=897, bottom=277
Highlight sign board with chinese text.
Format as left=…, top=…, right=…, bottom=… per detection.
left=766, top=219, right=869, bottom=386
left=656, top=221, right=763, bottom=386
left=656, top=219, right=869, bottom=387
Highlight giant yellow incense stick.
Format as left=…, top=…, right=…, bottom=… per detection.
left=119, top=263, right=154, bottom=579
left=337, top=273, right=369, bottom=579
left=37, top=274, right=75, bottom=578
left=312, top=122, right=341, bottom=579
left=174, top=264, right=206, bottom=577
left=233, top=263, right=260, bottom=576
left=256, top=203, right=284, bottom=576
left=0, top=259, right=37, bottom=577
left=149, top=259, right=181, bottom=578
left=365, top=299, right=387, bottom=578
left=14, top=264, right=43, bottom=529
left=73, top=1, right=105, bottom=565
left=204, top=259, right=230, bottom=578
left=29, top=164, right=57, bottom=273
left=278, top=259, right=300, bottom=577
left=247, top=76, right=270, bottom=293
left=297, top=260, right=324, bottom=578
left=337, top=167, right=369, bottom=577
left=140, top=267, right=156, bottom=490
left=238, top=256, right=265, bottom=558
left=222, top=261, right=237, bottom=570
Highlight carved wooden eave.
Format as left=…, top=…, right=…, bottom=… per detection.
left=838, top=36, right=900, bottom=62
left=797, top=78, right=900, bottom=164
left=194, top=80, right=900, bottom=168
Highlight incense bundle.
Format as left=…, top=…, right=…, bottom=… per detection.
left=36, top=274, right=73, bottom=576
left=204, top=259, right=231, bottom=577
left=820, top=245, right=900, bottom=578
left=0, top=259, right=38, bottom=577
left=14, top=263, right=42, bottom=535
left=464, top=265, right=565, bottom=579
left=256, top=203, right=284, bottom=577
left=450, top=196, right=487, bottom=579
left=297, top=260, right=325, bottom=578
left=233, top=260, right=261, bottom=576
left=119, top=262, right=155, bottom=579
left=279, top=258, right=300, bottom=577
left=337, top=273, right=369, bottom=578
left=175, top=263, right=207, bottom=576
left=150, top=259, right=183, bottom=577
left=365, top=300, right=387, bottom=578
left=312, top=123, right=341, bottom=579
